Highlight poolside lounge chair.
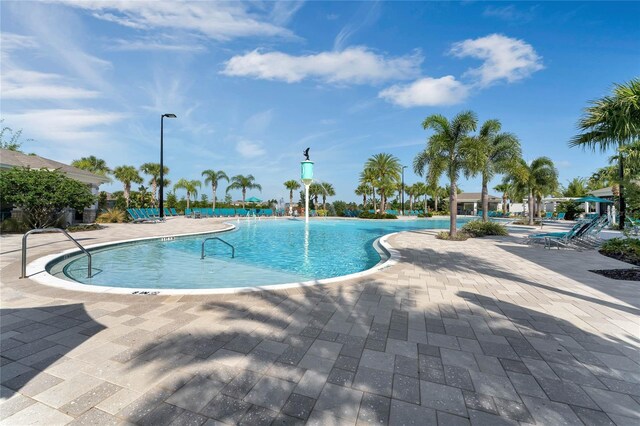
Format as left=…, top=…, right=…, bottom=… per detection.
left=527, top=216, right=607, bottom=249
left=126, top=208, right=147, bottom=223
left=627, top=217, right=640, bottom=235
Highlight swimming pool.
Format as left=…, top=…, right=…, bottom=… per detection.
left=46, top=218, right=475, bottom=292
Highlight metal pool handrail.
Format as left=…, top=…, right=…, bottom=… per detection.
left=201, top=237, right=235, bottom=259
left=21, top=228, right=92, bottom=279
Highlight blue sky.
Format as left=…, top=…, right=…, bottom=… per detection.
left=2, top=1, right=638, bottom=203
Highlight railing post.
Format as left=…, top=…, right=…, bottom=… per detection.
left=20, top=228, right=92, bottom=279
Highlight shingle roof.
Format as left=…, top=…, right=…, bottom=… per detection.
left=456, top=192, right=501, bottom=202
left=0, top=149, right=110, bottom=186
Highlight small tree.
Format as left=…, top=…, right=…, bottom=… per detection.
left=0, top=168, right=95, bottom=228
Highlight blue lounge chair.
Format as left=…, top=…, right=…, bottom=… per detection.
left=556, top=212, right=566, bottom=220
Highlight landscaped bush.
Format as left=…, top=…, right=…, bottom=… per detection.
left=599, top=238, right=640, bottom=266
left=96, top=209, right=127, bottom=223
left=461, top=221, right=509, bottom=237
left=431, top=210, right=450, bottom=216
left=418, top=212, right=433, bottom=218
left=0, top=218, right=30, bottom=234
left=358, top=211, right=397, bottom=219
left=316, top=209, right=328, bottom=217
left=67, top=224, right=104, bottom=232
left=556, top=201, right=584, bottom=221
left=436, top=231, right=468, bottom=241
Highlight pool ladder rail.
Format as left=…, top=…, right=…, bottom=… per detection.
left=21, top=228, right=92, bottom=279
left=201, top=237, right=235, bottom=260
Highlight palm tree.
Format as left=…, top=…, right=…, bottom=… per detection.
left=412, top=182, right=428, bottom=212
left=140, top=162, right=169, bottom=207
left=570, top=78, right=640, bottom=226
left=414, top=111, right=481, bottom=236
left=364, top=153, right=401, bottom=213
left=405, top=184, right=416, bottom=212
left=563, top=177, right=588, bottom=197
left=355, top=183, right=369, bottom=208
left=202, top=169, right=229, bottom=211
left=308, top=183, right=323, bottom=208
left=173, top=179, right=201, bottom=209
left=113, top=165, right=143, bottom=208
left=506, top=157, right=558, bottom=225
left=359, top=169, right=378, bottom=211
left=71, top=156, right=111, bottom=180
left=284, top=180, right=301, bottom=215
left=493, top=182, right=511, bottom=213
left=226, top=174, right=262, bottom=208
left=475, top=119, right=521, bottom=222
left=318, top=182, right=336, bottom=211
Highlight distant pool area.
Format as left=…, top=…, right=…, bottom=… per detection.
left=42, top=218, right=476, bottom=293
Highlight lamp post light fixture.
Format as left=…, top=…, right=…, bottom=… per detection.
left=401, top=165, right=407, bottom=216
left=159, top=113, right=177, bottom=220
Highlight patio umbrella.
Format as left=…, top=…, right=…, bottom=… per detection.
left=574, top=195, right=613, bottom=204
left=245, top=196, right=262, bottom=203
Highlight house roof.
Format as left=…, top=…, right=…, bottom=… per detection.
left=589, top=186, right=613, bottom=197
left=455, top=192, right=501, bottom=203
left=0, top=149, right=110, bottom=186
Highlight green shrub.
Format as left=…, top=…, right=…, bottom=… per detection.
left=436, top=231, right=469, bottom=241
left=418, top=212, right=433, bottom=218
left=600, top=238, right=640, bottom=265
left=358, top=211, right=397, bottom=219
left=461, top=221, right=509, bottom=238
left=67, top=224, right=103, bottom=232
left=432, top=210, right=449, bottom=216
left=316, top=209, right=328, bottom=217
left=96, top=209, right=127, bottom=223
left=0, top=218, right=30, bottom=234
left=556, top=201, right=584, bottom=221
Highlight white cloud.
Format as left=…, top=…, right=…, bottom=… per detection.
left=4, top=109, right=125, bottom=143
left=222, top=47, right=422, bottom=84
left=378, top=76, right=469, bottom=107
left=0, top=32, right=102, bottom=100
left=56, top=1, right=295, bottom=41
left=483, top=5, right=537, bottom=23
left=1, top=69, right=101, bottom=100
left=450, top=34, right=543, bottom=86
left=108, top=38, right=206, bottom=53
left=244, top=110, right=274, bottom=135
left=236, top=139, right=266, bottom=158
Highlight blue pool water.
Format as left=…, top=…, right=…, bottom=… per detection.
left=48, top=218, right=475, bottom=289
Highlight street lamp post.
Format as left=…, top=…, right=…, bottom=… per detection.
left=159, top=113, right=177, bottom=220
left=401, top=165, right=407, bottom=216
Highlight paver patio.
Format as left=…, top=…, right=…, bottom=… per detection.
left=1, top=217, right=639, bottom=425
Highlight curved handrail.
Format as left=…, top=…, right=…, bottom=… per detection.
left=21, top=228, right=92, bottom=279
left=201, top=237, right=235, bottom=259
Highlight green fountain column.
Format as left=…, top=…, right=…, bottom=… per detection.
left=301, top=160, right=314, bottom=223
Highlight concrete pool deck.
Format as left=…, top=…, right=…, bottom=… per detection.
left=1, top=217, right=639, bottom=425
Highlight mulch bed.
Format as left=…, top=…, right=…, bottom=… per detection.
left=589, top=268, right=640, bottom=281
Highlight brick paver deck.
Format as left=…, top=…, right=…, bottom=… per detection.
left=1, top=218, right=639, bottom=425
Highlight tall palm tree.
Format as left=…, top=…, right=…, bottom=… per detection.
left=506, top=157, right=558, bottom=225
left=412, top=182, right=428, bottom=212
left=71, top=156, right=111, bottom=180
left=570, top=78, right=640, bottom=225
left=113, top=165, right=142, bottom=208
left=308, top=183, right=323, bottom=208
left=318, top=182, right=336, bottom=210
left=202, top=169, right=229, bottom=211
left=359, top=169, right=378, bottom=211
left=355, top=183, right=369, bottom=208
left=140, top=162, right=169, bottom=207
left=364, top=153, right=401, bottom=213
left=284, top=180, right=301, bottom=215
left=563, top=177, right=588, bottom=197
left=493, top=182, right=511, bottom=213
left=173, top=178, right=201, bottom=209
left=226, top=174, right=262, bottom=208
left=475, top=119, right=521, bottom=222
left=414, top=111, right=481, bottom=236
left=405, top=184, right=416, bottom=212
